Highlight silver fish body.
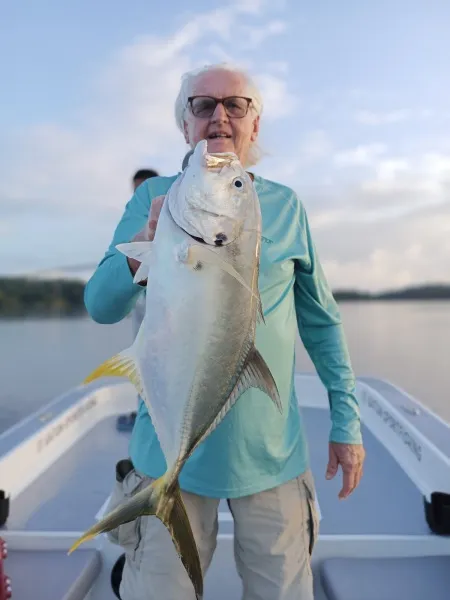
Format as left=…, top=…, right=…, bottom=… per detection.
left=138, top=180, right=271, bottom=475
left=68, top=141, right=281, bottom=599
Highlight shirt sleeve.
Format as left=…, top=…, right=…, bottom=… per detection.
left=293, top=198, right=363, bottom=445
left=83, top=184, right=151, bottom=324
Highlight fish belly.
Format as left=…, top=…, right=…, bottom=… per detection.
left=137, top=223, right=256, bottom=472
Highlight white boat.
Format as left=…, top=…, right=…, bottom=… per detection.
left=1, top=373, right=449, bottom=599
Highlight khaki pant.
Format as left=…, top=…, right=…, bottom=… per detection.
left=106, top=460, right=319, bottom=600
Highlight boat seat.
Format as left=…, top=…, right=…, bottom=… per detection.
left=4, top=548, right=101, bottom=600
left=320, top=555, right=450, bottom=600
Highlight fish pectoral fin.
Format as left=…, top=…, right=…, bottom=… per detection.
left=116, top=241, right=154, bottom=284
left=83, top=349, right=144, bottom=399
left=68, top=477, right=203, bottom=600
left=132, top=261, right=149, bottom=284
left=177, top=242, right=258, bottom=302
left=116, top=240, right=153, bottom=262
left=237, top=346, right=282, bottom=413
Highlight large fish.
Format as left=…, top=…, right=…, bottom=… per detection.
left=68, top=140, right=282, bottom=598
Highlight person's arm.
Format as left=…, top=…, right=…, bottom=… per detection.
left=84, top=185, right=150, bottom=325
left=293, top=199, right=362, bottom=445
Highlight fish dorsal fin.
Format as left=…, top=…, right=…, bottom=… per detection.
left=234, top=346, right=282, bottom=412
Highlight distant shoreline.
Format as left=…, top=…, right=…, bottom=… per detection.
left=332, top=285, right=450, bottom=301
left=0, top=276, right=449, bottom=318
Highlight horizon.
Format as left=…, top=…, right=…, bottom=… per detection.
left=1, top=0, right=450, bottom=292
left=3, top=273, right=450, bottom=298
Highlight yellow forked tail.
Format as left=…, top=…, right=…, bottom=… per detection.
left=68, top=476, right=203, bottom=599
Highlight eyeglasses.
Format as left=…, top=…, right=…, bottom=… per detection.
left=187, top=96, right=253, bottom=119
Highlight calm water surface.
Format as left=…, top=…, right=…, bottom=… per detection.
left=0, top=301, right=449, bottom=434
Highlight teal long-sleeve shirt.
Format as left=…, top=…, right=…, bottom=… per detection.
left=84, top=173, right=362, bottom=498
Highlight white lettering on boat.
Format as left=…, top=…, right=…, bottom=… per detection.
left=36, top=396, right=98, bottom=452
left=365, top=394, right=422, bottom=461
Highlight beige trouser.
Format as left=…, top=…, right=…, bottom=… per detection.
left=105, top=460, right=320, bottom=600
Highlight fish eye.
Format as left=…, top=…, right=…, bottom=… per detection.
left=233, top=177, right=245, bottom=190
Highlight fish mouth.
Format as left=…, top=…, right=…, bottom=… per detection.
left=189, top=233, right=206, bottom=244
left=185, top=232, right=229, bottom=247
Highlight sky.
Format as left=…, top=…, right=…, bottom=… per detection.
left=1, top=0, right=449, bottom=292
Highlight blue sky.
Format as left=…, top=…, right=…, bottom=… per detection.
left=1, top=0, right=449, bottom=291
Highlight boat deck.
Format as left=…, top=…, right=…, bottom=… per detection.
left=5, top=416, right=130, bottom=532
left=4, top=406, right=428, bottom=537
left=1, top=375, right=450, bottom=600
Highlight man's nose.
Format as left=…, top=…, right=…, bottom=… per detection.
left=211, top=102, right=228, bottom=122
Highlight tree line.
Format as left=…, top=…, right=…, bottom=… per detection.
left=0, top=277, right=86, bottom=317
left=0, top=276, right=449, bottom=318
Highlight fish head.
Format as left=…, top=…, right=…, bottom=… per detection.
left=170, top=140, right=256, bottom=246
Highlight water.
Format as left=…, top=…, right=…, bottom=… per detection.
left=0, top=301, right=449, bottom=434
left=0, top=316, right=133, bottom=433
left=296, top=301, right=450, bottom=424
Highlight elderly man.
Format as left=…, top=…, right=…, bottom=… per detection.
left=84, top=63, right=365, bottom=600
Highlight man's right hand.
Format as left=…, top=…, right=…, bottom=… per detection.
left=127, top=195, right=165, bottom=280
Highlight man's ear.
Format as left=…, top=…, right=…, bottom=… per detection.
left=251, top=115, right=260, bottom=142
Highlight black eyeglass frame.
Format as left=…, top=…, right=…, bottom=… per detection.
left=187, top=95, right=253, bottom=119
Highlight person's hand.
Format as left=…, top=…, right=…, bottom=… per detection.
left=326, top=442, right=365, bottom=500
left=127, top=195, right=165, bottom=280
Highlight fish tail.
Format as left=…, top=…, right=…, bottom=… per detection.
left=83, top=347, right=144, bottom=398
left=162, top=481, right=204, bottom=599
left=68, top=476, right=203, bottom=599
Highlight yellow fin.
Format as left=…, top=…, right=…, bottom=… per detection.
left=68, top=475, right=165, bottom=555
left=83, top=352, right=144, bottom=398
left=67, top=474, right=203, bottom=599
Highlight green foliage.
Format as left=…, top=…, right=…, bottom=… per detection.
left=0, top=277, right=86, bottom=317
left=333, top=284, right=450, bottom=302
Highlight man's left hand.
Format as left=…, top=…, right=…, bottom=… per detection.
left=326, top=442, right=365, bottom=499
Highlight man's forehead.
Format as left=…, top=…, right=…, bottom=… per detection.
left=191, top=69, right=248, bottom=96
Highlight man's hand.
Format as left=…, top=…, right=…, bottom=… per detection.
left=127, top=195, right=165, bottom=280
left=326, top=442, right=365, bottom=499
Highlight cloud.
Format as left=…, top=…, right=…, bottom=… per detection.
left=355, top=108, right=434, bottom=125
left=359, top=153, right=450, bottom=214
left=240, top=20, right=287, bottom=50
left=260, top=134, right=450, bottom=292
left=255, top=73, right=297, bottom=120
left=315, top=201, right=450, bottom=292
left=266, top=61, right=289, bottom=75
left=1, top=0, right=449, bottom=292
left=261, top=130, right=333, bottom=182
left=0, top=2, right=291, bottom=225
left=355, top=109, right=411, bottom=125
left=305, top=146, right=450, bottom=222
left=333, top=143, right=387, bottom=167
left=235, top=0, right=266, bottom=13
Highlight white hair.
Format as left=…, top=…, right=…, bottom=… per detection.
left=174, top=63, right=264, bottom=167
